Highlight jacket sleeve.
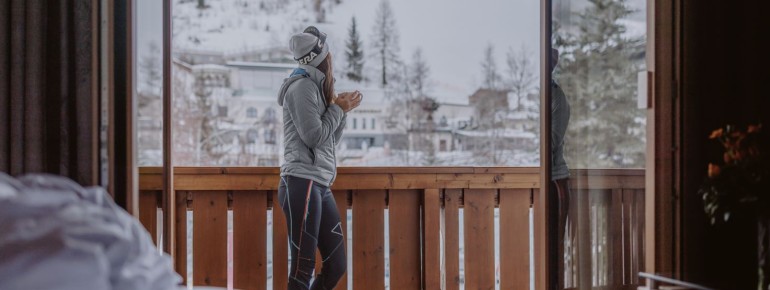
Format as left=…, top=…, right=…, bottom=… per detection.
left=551, top=84, right=567, bottom=154
left=284, top=82, right=344, bottom=148
left=333, top=113, right=347, bottom=146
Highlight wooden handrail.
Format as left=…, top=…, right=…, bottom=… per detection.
left=138, top=166, right=644, bottom=175
left=138, top=167, right=644, bottom=191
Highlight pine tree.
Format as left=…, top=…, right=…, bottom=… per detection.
left=345, top=17, right=365, bottom=82
left=554, top=0, right=646, bottom=168
left=480, top=44, right=501, bottom=90
left=371, top=0, right=400, bottom=87
left=410, top=48, right=430, bottom=98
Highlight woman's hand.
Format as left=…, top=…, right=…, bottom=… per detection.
left=334, top=91, right=362, bottom=113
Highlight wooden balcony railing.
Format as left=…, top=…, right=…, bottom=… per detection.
left=137, top=167, right=645, bottom=290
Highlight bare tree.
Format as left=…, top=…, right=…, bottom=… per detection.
left=480, top=44, right=501, bottom=90
left=506, top=46, right=537, bottom=111
left=371, top=0, right=400, bottom=87
left=138, top=42, right=161, bottom=111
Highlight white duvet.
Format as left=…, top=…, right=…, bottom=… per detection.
left=0, top=173, right=183, bottom=290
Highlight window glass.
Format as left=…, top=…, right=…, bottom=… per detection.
left=156, top=0, right=540, bottom=167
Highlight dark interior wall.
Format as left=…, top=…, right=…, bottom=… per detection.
left=0, top=0, right=99, bottom=186
left=681, top=0, right=770, bottom=288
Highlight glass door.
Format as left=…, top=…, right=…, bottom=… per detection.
left=547, top=0, right=648, bottom=288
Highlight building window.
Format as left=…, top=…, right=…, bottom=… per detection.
left=440, top=140, right=448, bottom=152
left=371, top=118, right=375, bottom=130
left=246, top=107, right=258, bottom=118
left=353, top=118, right=357, bottom=129
left=264, top=128, right=276, bottom=144
left=217, top=105, right=228, bottom=118
left=263, top=108, right=277, bottom=123
left=363, top=118, right=367, bottom=129
left=246, top=129, right=259, bottom=143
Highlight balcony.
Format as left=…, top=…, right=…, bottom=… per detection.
left=138, top=167, right=645, bottom=289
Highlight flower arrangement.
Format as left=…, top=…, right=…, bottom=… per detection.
left=699, top=124, right=769, bottom=224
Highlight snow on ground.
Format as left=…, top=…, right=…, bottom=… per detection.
left=338, top=147, right=539, bottom=166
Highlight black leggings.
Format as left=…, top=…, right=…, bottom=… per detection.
left=278, top=176, right=346, bottom=290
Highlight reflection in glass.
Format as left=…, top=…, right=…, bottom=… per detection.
left=550, top=0, right=647, bottom=289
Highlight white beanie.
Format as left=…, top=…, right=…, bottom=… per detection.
left=289, top=26, right=329, bottom=68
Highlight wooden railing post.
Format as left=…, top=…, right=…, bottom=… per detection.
left=174, top=191, right=188, bottom=284
left=463, top=189, right=496, bottom=290
left=444, top=189, right=462, bottom=290
left=422, top=188, right=441, bottom=289
left=500, top=189, right=533, bottom=289
left=389, top=189, right=422, bottom=289
left=232, top=190, right=267, bottom=289
left=352, top=190, right=386, bottom=290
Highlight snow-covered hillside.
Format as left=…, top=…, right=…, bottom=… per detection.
left=165, top=0, right=544, bottom=104
left=172, top=0, right=316, bottom=53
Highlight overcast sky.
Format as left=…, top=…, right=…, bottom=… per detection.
left=138, top=0, right=643, bottom=103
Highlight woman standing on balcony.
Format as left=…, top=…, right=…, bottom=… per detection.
left=276, top=26, right=362, bottom=290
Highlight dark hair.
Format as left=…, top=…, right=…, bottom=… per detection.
left=315, top=53, right=335, bottom=105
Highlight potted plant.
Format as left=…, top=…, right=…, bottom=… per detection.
left=699, top=124, right=769, bottom=289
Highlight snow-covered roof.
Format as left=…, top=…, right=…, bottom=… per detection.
left=454, top=128, right=536, bottom=139
left=506, top=110, right=538, bottom=120
left=226, top=61, right=296, bottom=71
left=193, top=64, right=230, bottom=71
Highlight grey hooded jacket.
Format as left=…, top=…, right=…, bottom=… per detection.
left=277, top=64, right=347, bottom=186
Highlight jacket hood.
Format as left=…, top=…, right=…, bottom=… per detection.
left=277, top=74, right=306, bottom=107
left=277, top=65, right=327, bottom=107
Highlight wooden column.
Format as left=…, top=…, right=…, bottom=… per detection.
left=161, top=0, right=176, bottom=265
left=537, top=0, right=553, bottom=288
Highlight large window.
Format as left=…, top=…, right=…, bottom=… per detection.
left=137, top=0, right=541, bottom=167
left=133, top=1, right=649, bottom=289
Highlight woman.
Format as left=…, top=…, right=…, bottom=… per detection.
left=276, top=26, right=361, bottom=290
left=549, top=48, right=571, bottom=290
